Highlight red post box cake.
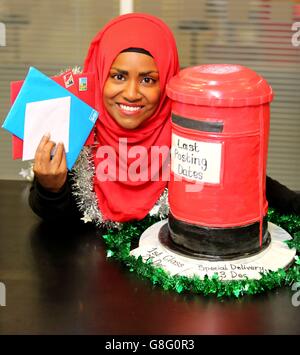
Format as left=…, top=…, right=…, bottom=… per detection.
left=166, top=64, right=274, bottom=260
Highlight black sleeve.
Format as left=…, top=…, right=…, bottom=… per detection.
left=29, top=173, right=299, bottom=220
left=28, top=174, right=81, bottom=222
left=266, top=175, right=300, bottom=215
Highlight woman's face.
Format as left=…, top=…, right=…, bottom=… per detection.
left=103, top=51, right=161, bottom=130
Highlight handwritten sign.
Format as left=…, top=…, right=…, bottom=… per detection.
left=131, top=245, right=270, bottom=280
left=171, top=133, right=222, bottom=184
left=196, top=263, right=268, bottom=281
left=131, top=246, right=191, bottom=276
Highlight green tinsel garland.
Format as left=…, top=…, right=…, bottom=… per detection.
left=102, top=209, right=300, bottom=298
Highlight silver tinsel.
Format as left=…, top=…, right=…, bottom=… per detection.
left=59, top=66, right=83, bottom=75
left=70, top=147, right=170, bottom=229
left=149, top=188, right=169, bottom=219
left=70, top=146, right=122, bottom=229
left=19, top=162, right=34, bottom=181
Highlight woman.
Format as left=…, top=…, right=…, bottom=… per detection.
left=30, top=13, right=179, bottom=224
left=29, top=13, right=299, bottom=224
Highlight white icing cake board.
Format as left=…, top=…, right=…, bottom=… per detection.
left=130, top=220, right=296, bottom=281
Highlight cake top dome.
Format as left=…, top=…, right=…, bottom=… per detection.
left=166, top=64, right=273, bottom=107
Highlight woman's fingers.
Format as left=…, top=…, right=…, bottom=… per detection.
left=58, top=145, right=67, bottom=172
left=37, top=133, right=50, bottom=148
left=35, top=135, right=56, bottom=164
left=34, top=136, right=67, bottom=173
left=33, top=135, right=68, bottom=192
left=51, top=142, right=64, bottom=168
left=35, top=133, right=50, bottom=157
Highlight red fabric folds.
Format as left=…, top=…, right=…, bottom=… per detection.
left=83, top=13, right=179, bottom=222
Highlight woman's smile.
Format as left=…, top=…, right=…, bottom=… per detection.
left=116, top=103, right=144, bottom=116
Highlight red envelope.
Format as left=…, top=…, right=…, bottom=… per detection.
left=11, top=80, right=24, bottom=160
left=11, top=71, right=96, bottom=159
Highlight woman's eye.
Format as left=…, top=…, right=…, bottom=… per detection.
left=142, top=77, right=156, bottom=84
left=112, top=74, right=125, bottom=81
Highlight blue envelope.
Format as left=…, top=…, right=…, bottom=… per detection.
left=2, top=66, right=98, bottom=170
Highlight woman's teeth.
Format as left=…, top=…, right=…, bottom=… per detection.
left=119, top=104, right=142, bottom=112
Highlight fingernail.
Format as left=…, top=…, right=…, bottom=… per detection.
left=44, top=132, right=50, bottom=138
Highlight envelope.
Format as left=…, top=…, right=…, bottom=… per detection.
left=2, top=66, right=98, bottom=170
left=10, top=70, right=96, bottom=159
left=23, top=96, right=71, bottom=160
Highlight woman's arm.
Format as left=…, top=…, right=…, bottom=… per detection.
left=29, top=174, right=81, bottom=222
left=266, top=175, right=300, bottom=215
left=29, top=134, right=81, bottom=222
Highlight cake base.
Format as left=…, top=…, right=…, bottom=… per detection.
left=130, top=220, right=296, bottom=281
left=168, top=213, right=271, bottom=260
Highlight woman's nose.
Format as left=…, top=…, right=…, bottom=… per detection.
left=123, top=79, right=141, bottom=101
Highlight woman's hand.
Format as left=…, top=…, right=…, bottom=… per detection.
left=33, top=134, right=68, bottom=193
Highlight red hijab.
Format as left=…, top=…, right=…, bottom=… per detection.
left=83, top=13, right=179, bottom=222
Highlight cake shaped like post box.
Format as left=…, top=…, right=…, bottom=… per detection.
left=166, top=64, right=274, bottom=260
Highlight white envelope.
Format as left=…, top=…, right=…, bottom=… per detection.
left=22, top=96, right=70, bottom=161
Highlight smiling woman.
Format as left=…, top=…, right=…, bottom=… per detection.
left=29, top=13, right=180, bottom=223
left=82, top=13, right=180, bottom=222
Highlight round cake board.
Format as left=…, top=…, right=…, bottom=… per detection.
left=130, top=220, right=296, bottom=281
